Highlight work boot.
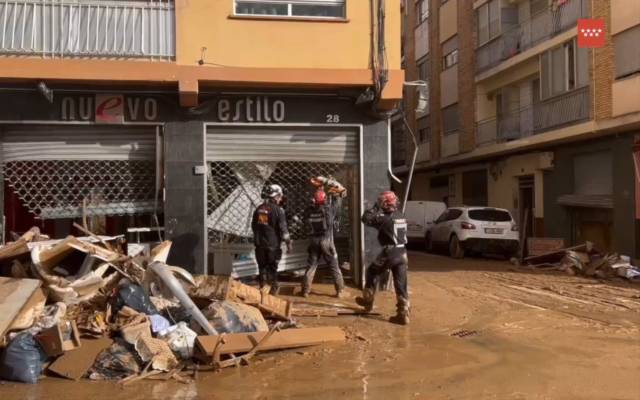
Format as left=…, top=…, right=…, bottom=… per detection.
left=334, top=290, right=346, bottom=299
left=389, top=297, right=410, bottom=325
left=355, top=288, right=375, bottom=312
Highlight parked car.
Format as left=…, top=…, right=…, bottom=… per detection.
left=404, top=201, right=447, bottom=243
left=425, top=207, right=519, bottom=258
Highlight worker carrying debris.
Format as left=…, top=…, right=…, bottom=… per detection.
left=252, top=184, right=292, bottom=295
left=301, top=177, right=347, bottom=298
left=356, top=191, right=410, bottom=325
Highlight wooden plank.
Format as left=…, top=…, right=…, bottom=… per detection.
left=47, top=337, right=113, bottom=381
left=195, top=326, right=345, bottom=358
left=0, top=227, right=40, bottom=263
left=8, top=288, right=47, bottom=331
left=0, top=277, right=42, bottom=338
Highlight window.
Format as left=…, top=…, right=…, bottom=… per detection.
left=442, top=103, right=460, bottom=135
left=416, top=0, right=429, bottom=25
left=476, top=0, right=500, bottom=47
left=614, top=26, right=640, bottom=79
left=234, top=0, right=346, bottom=19
left=418, top=116, right=430, bottom=143
left=540, top=39, right=588, bottom=99
left=442, top=36, right=458, bottom=70
left=417, top=57, right=430, bottom=81
left=468, top=209, right=512, bottom=222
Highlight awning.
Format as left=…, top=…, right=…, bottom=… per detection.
left=557, top=194, right=613, bottom=209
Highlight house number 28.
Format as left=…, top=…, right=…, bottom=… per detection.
left=326, top=114, right=341, bottom=123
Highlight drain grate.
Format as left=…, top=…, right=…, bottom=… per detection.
left=450, top=329, right=479, bottom=338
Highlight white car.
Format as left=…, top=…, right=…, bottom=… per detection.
left=404, top=200, right=447, bottom=242
left=425, top=207, right=519, bottom=258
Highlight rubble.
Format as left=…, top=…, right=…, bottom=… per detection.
left=524, top=241, right=640, bottom=282
left=0, top=226, right=347, bottom=385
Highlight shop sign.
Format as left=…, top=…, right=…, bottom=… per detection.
left=61, top=95, right=159, bottom=123
left=216, top=96, right=285, bottom=122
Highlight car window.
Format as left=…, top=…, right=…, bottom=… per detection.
left=435, top=211, right=448, bottom=223
left=468, top=208, right=511, bottom=221
left=447, top=209, right=463, bottom=221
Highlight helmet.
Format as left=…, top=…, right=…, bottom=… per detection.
left=377, top=191, right=399, bottom=212
left=264, top=184, right=284, bottom=199
left=313, top=190, right=327, bottom=206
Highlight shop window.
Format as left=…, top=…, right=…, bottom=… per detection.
left=442, top=36, right=458, bottom=70
left=540, top=39, right=588, bottom=99
left=614, top=25, right=640, bottom=79
left=234, top=0, right=346, bottom=19
left=442, top=103, right=460, bottom=135
left=416, top=0, right=429, bottom=26
left=477, top=0, right=500, bottom=47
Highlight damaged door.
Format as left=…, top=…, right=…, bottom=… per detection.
left=205, top=126, right=360, bottom=279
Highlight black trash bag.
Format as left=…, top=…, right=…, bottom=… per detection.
left=113, top=283, right=158, bottom=315
left=0, top=333, right=48, bottom=384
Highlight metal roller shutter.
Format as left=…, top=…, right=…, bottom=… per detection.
left=2, top=125, right=156, bottom=161
left=1, top=125, right=158, bottom=219
left=206, top=126, right=359, bottom=164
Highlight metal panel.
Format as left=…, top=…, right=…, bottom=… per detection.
left=2, top=125, right=156, bottom=161
left=206, top=126, right=359, bottom=164
left=573, top=151, right=612, bottom=195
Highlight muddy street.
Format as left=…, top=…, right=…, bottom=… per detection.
left=2, top=251, right=640, bottom=400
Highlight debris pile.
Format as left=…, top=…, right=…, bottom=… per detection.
left=524, top=242, right=640, bottom=281
left=0, top=226, right=346, bottom=385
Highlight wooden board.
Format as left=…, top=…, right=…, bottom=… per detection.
left=0, top=227, right=40, bottom=263
left=0, top=277, right=42, bottom=338
left=527, top=238, right=566, bottom=257
left=195, top=326, right=345, bottom=358
left=47, top=337, right=113, bottom=381
left=8, top=288, right=47, bottom=331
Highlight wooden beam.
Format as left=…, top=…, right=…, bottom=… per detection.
left=195, top=326, right=345, bottom=359
left=0, top=277, right=42, bottom=339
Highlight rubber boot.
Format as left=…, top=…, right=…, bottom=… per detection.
left=301, top=284, right=310, bottom=298
left=389, top=297, right=410, bottom=325
left=355, top=288, right=375, bottom=312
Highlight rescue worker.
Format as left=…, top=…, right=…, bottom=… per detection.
left=251, top=184, right=292, bottom=295
left=355, top=191, right=410, bottom=325
left=301, top=189, right=345, bottom=298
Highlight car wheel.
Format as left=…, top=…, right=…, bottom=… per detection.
left=449, top=235, right=465, bottom=259
left=425, top=233, right=433, bottom=253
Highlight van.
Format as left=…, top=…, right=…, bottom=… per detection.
left=404, top=201, right=447, bottom=243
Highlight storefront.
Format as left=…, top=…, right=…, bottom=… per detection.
left=0, top=88, right=391, bottom=285
left=544, top=135, right=637, bottom=258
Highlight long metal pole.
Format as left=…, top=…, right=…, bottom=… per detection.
left=401, top=113, right=418, bottom=214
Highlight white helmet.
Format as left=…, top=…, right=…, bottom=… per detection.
left=265, top=184, right=284, bottom=199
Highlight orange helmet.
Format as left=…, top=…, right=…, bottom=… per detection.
left=377, top=191, right=399, bottom=212
left=313, top=190, right=327, bottom=206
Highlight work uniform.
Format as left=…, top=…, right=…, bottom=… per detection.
left=302, top=201, right=345, bottom=296
left=251, top=200, right=290, bottom=293
left=361, top=206, right=409, bottom=317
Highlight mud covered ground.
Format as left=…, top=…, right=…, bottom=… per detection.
left=2, top=251, right=639, bottom=400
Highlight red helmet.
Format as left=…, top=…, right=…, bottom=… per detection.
left=377, top=191, right=399, bottom=211
left=313, top=190, right=327, bottom=206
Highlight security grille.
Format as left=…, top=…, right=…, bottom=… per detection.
left=4, top=159, right=158, bottom=219
left=207, top=161, right=353, bottom=243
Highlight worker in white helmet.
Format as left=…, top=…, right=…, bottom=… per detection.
left=251, top=184, right=292, bottom=294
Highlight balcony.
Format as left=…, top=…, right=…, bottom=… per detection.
left=476, top=86, right=590, bottom=146
left=0, top=0, right=175, bottom=59
left=476, top=0, right=587, bottom=73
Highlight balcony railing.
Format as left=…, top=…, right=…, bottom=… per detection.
left=0, top=0, right=175, bottom=59
left=476, top=0, right=588, bottom=73
left=476, top=86, right=590, bottom=146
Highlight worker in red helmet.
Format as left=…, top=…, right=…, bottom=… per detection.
left=300, top=188, right=345, bottom=298
left=356, top=190, right=410, bottom=325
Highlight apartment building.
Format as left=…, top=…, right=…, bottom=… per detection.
left=0, top=0, right=404, bottom=283
left=394, top=0, right=640, bottom=257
